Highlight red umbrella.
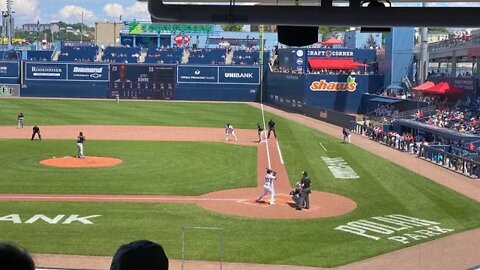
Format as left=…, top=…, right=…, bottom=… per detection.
left=412, top=81, right=435, bottom=92
left=321, top=37, right=344, bottom=46
left=425, top=82, right=463, bottom=95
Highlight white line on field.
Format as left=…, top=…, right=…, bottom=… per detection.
left=276, top=140, right=284, bottom=164
left=0, top=195, right=242, bottom=202
left=319, top=142, right=328, bottom=152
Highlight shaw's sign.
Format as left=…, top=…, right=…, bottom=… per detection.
left=310, top=76, right=357, bottom=92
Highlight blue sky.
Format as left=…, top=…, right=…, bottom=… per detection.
left=4, top=0, right=479, bottom=27
left=3, top=0, right=150, bottom=25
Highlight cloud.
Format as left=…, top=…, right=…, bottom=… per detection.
left=57, top=5, right=97, bottom=23
left=103, top=2, right=150, bottom=21
left=0, top=0, right=40, bottom=23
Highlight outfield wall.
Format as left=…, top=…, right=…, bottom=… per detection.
left=266, top=69, right=384, bottom=114
left=175, top=65, right=260, bottom=101
left=0, top=61, right=20, bottom=85
left=21, top=62, right=109, bottom=98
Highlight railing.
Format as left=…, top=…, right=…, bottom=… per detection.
left=419, top=145, right=480, bottom=178
left=350, top=122, right=480, bottom=179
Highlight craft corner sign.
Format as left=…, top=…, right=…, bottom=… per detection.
left=0, top=214, right=102, bottom=225
left=310, top=76, right=358, bottom=92
left=335, top=214, right=454, bottom=244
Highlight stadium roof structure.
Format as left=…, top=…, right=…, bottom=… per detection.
left=139, top=0, right=480, bottom=27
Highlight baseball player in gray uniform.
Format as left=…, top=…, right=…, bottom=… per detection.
left=77, top=132, right=86, bottom=159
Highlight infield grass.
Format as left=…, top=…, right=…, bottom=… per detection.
left=0, top=140, right=256, bottom=195
left=1, top=98, right=480, bottom=267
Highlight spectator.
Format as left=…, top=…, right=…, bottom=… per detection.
left=0, top=242, right=35, bottom=270
left=110, top=240, right=169, bottom=270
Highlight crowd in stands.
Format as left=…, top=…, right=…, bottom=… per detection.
left=374, top=104, right=399, bottom=118
left=359, top=119, right=422, bottom=155
left=26, top=50, right=53, bottom=61
left=429, top=34, right=480, bottom=52
left=271, top=65, right=304, bottom=74
left=145, top=46, right=184, bottom=64
left=232, top=48, right=259, bottom=65
left=428, top=70, right=477, bottom=78
left=103, top=46, right=141, bottom=63
left=307, top=69, right=371, bottom=75
left=58, top=45, right=98, bottom=62
left=188, top=48, right=226, bottom=65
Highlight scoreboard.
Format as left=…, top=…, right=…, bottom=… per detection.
left=109, top=64, right=176, bottom=100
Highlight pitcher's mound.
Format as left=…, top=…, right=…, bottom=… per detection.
left=40, top=156, right=123, bottom=168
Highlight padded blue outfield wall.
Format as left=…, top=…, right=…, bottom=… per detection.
left=0, top=61, right=20, bottom=84
left=175, top=65, right=260, bottom=101
left=21, top=62, right=109, bottom=98
left=266, top=69, right=384, bottom=114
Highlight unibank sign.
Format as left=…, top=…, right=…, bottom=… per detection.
left=310, top=76, right=357, bottom=92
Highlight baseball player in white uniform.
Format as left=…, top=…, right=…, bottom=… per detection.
left=225, top=123, right=238, bottom=142
left=255, top=169, right=277, bottom=205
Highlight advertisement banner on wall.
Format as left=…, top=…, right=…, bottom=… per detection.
left=67, top=64, right=109, bottom=81
left=177, top=66, right=218, bottom=83
left=0, top=84, right=20, bottom=97
left=177, top=66, right=260, bottom=85
left=218, top=66, right=260, bottom=84
left=0, top=62, right=20, bottom=78
left=25, top=63, right=67, bottom=80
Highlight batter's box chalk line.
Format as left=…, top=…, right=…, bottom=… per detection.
left=238, top=194, right=298, bottom=208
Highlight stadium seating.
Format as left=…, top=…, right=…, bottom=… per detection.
left=103, top=46, right=141, bottom=63
left=26, top=50, right=53, bottom=61
left=58, top=45, right=98, bottom=62
left=187, top=48, right=226, bottom=64
left=144, top=47, right=183, bottom=64
left=231, top=49, right=259, bottom=65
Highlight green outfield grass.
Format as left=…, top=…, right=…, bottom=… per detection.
left=0, top=140, right=256, bottom=195
left=1, top=98, right=480, bottom=267
left=0, top=99, right=261, bottom=128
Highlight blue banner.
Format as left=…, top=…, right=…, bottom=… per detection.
left=177, top=66, right=218, bottom=83
left=67, top=64, right=109, bottom=81
left=0, top=62, right=19, bottom=78
left=218, top=67, right=260, bottom=84
left=25, top=63, right=67, bottom=80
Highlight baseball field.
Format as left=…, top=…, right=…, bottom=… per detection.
left=0, top=98, right=480, bottom=268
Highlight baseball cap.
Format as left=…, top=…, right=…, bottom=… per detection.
left=110, top=240, right=169, bottom=270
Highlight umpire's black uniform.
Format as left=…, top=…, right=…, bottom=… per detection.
left=296, top=172, right=311, bottom=210
left=267, top=119, right=277, bottom=138
left=31, top=125, right=41, bottom=140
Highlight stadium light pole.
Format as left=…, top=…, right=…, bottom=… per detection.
left=80, top=11, right=84, bottom=44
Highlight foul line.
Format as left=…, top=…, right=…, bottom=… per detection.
left=319, top=142, right=328, bottom=152
left=0, top=195, right=243, bottom=203
left=260, top=103, right=272, bottom=169
left=276, top=140, right=284, bottom=165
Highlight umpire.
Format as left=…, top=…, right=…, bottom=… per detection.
left=267, top=119, right=277, bottom=139
left=295, top=171, right=311, bottom=210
